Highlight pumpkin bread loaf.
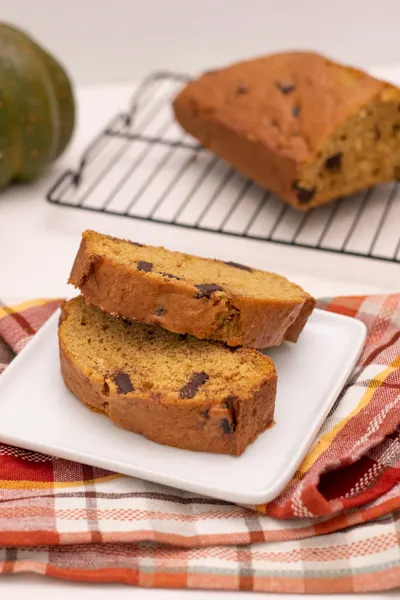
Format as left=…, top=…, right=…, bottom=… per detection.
left=59, top=296, right=277, bottom=455
left=173, top=51, right=400, bottom=210
left=69, top=230, right=315, bottom=348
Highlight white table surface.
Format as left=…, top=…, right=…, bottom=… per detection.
left=0, top=74, right=399, bottom=597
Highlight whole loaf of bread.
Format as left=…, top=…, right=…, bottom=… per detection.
left=173, top=51, right=400, bottom=210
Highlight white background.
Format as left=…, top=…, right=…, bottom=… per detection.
left=2, top=0, right=400, bottom=83
left=0, top=1, right=399, bottom=598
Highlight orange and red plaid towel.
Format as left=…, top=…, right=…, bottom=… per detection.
left=0, top=295, right=399, bottom=592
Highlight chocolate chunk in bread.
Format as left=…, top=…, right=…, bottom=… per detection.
left=324, top=153, right=343, bottom=172
left=224, top=261, right=252, bottom=273
left=220, top=418, right=232, bottom=434
left=292, top=183, right=317, bottom=205
left=114, top=372, right=134, bottom=394
left=137, top=261, right=153, bottom=272
left=179, top=372, right=209, bottom=399
left=195, top=283, right=224, bottom=299
left=159, top=272, right=182, bottom=280
left=275, top=81, right=296, bottom=94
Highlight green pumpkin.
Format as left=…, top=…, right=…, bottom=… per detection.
left=0, top=23, right=75, bottom=188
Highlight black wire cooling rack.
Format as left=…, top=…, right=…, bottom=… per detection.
left=47, top=71, right=400, bottom=264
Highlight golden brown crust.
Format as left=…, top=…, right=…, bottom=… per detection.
left=69, top=233, right=315, bottom=348
left=58, top=301, right=276, bottom=456
left=173, top=51, right=397, bottom=209
left=285, top=295, right=315, bottom=342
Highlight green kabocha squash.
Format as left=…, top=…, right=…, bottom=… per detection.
left=0, top=23, right=75, bottom=188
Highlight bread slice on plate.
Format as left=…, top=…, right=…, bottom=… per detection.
left=173, top=51, right=400, bottom=210
left=69, top=230, right=315, bottom=348
left=59, top=296, right=277, bottom=456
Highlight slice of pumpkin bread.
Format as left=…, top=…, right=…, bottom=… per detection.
left=59, top=296, right=277, bottom=455
left=69, top=230, right=315, bottom=348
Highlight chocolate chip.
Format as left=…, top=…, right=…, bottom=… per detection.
left=393, top=124, right=400, bottom=134
left=292, top=105, right=301, bottom=117
left=179, top=333, right=188, bottom=341
left=275, top=81, right=296, bottom=95
left=225, top=345, right=239, bottom=353
left=222, top=395, right=237, bottom=408
left=137, top=261, right=153, bottom=272
left=114, top=373, right=134, bottom=394
left=220, top=418, right=232, bottom=434
left=236, top=81, right=248, bottom=95
left=222, top=395, right=237, bottom=431
left=271, top=119, right=279, bottom=127
left=179, top=372, right=209, bottom=399
left=195, top=283, right=224, bottom=299
left=154, top=306, right=166, bottom=317
left=201, top=409, right=210, bottom=419
left=292, top=182, right=316, bottom=205
left=159, top=272, right=182, bottom=280
left=129, top=241, right=144, bottom=247
left=324, top=153, right=342, bottom=172
left=224, top=261, right=252, bottom=273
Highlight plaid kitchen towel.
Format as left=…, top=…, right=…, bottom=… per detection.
left=0, top=295, right=399, bottom=592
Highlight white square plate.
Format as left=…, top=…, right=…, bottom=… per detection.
left=0, top=308, right=366, bottom=504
